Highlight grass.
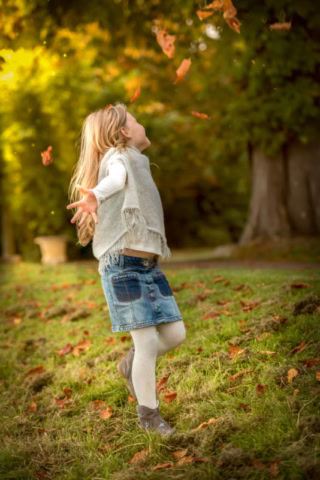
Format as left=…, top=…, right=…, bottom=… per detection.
left=0, top=261, right=320, bottom=479
left=165, top=236, right=320, bottom=264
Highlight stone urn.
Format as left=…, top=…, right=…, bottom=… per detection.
left=34, top=235, right=68, bottom=265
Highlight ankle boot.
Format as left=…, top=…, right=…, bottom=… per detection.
left=136, top=399, right=177, bottom=435
left=117, top=347, right=137, bottom=400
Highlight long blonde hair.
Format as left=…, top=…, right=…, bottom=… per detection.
left=68, top=102, right=130, bottom=246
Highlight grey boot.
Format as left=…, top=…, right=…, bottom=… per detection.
left=117, top=347, right=137, bottom=400
left=136, top=399, right=177, bottom=435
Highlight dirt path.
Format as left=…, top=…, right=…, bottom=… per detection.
left=70, top=258, right=320, bottom=271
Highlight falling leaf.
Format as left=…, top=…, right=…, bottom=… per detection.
left=269, top=22, right=292, bottom=31
left=196, top=10, right=215, bottom=21
left=173, top=58, right=191, bottom=84
left=197, top=0, right=241, bottom=34
left=129, top=85, right=140, bottom=103
left=191, top=111, right=214, bottom=119
left=41, top=146, right=53, bottom=166
left=155, top=28, right=176, bottom=58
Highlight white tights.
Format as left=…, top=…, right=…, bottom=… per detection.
left=129, top=320, right=186, bottom=409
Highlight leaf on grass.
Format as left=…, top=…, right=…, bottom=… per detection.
left=192, top=417, right=219, bottom=432
left=287, top=368, right=299, bottom=384
left=129, top=449, right=149, bottom=464
left=290, top=282, right=312, bottom=289
left=100, top=406, right=112, bottom=419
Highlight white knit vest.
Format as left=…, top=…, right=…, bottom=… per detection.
left=92, top=146, right=171, bottom=274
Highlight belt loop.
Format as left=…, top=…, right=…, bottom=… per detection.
left=120, top=255, right=124, bottom=270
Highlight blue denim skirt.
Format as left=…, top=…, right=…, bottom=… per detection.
left=100, top=254, right=183, bottom=332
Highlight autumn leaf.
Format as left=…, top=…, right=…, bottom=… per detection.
left=173, top=58, right=191, bottom=84
left=156, top=374, right=171, bottom=393
left=287, top=368, right=298, bottom=384
left=228, top=343, right=245, bottom=359
left=100, top=406, right=112, bottom=419
left=192, top=417, right=219, bottom=432
left=191, top=111, right=214, bottom=119
left=172, top=448, right=188, bottom=460
left=196, top=10, right=215, bottom=21
left=41, top=146, right=52, bottom=166
left=290, top=282, right=312, bottom=289
left=152, top=462, right=174, bottom=470
left=256, top=383, right=268, bottom=394
left=129, top=85, right=140, bottom=103
left=129, top=449, right=149, bottom=464
left=155, top=27, right=176, bottom=58
left=269, top=21, right=292, bottom=32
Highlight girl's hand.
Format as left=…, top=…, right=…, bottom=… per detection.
left=66, top=185, right=98, bottom=225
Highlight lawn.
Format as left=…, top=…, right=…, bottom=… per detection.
left=1, top=262, right=320, bottom=479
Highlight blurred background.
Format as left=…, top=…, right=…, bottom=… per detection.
left=1, top=0, right=319, bottom=266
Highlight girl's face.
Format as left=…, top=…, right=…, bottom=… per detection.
left=121, top=112, right=151, bottom=152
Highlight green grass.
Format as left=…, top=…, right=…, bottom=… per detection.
left=0, top=262, right=320, bottom=479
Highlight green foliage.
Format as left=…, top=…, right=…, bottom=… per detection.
left=0, top=0, right=319, bottom=259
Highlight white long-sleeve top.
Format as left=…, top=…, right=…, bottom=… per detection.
left=89, top=157, right=127, bottom=208
left=89, top=155, right=164, bottom=265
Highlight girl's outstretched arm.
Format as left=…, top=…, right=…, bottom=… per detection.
left=66, top=160, right=127, bottom=226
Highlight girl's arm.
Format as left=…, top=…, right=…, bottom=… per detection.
left=66, top=159, right=127, bottom=226
left=89, top=160, right=127, bottom=207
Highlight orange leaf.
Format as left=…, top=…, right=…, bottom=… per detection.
left=41, top=146, right=53, bottom=166
left=152, top=462, right=174, bottom=470
left=129, top=449, right=149, bottom=464
left=100, top=406, right=113, bottom=419
left=155, top=28, right=176, bottom=58
left=290, top=282, right=312, bottom=289
left=191, top=111, right=214, bottom=119
left=173, top=58, right=191, bottom=84
left=129, top=85, right=140, bottom=103
left=269, top=22, right=292, bottom=32
left=196, top=10, right=215, bottom=21
left=162, top=391, right=177, bottom=403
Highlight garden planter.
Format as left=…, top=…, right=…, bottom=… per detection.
left=34, top=235, right=67, bottom=265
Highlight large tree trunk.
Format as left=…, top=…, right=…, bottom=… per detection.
left=239, top=140, right=320, bottom=245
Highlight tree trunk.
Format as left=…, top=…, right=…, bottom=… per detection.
left=239, top=141, right=320, bottom=245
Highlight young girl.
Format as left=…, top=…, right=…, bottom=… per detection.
left=67, top=102, right=186, bottom=435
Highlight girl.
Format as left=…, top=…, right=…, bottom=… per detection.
left=67, top=102, right=186, bottom=435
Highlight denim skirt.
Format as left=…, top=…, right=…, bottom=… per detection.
left=100, top=254, right=183, bottom=332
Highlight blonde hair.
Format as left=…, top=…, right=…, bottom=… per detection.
left=68, top=102, right=130, bottom=246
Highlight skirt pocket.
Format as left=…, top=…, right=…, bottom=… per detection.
left=111, top=272, right=142, bottom=302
